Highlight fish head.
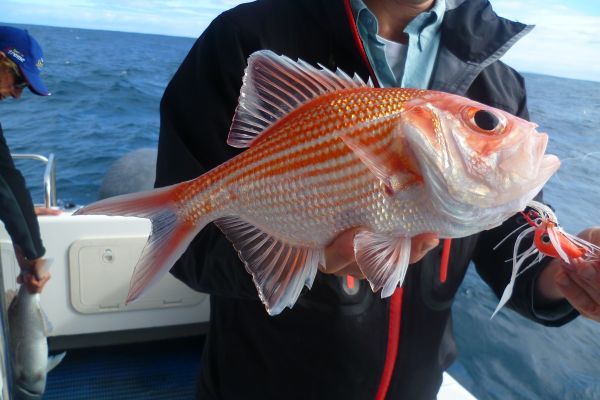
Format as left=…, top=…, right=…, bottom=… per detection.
left=400, top=91, right=560, bottom=230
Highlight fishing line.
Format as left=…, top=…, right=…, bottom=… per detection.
left=549, top=151, right=600, bottom=186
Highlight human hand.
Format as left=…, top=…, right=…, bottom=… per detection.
left=13, top=245, right=51, bottom=294
left=34, top=207, right=62, bottom=216
left=321, top=228, right=439, bottom=278
left=540, top=227, right=600, bottom=322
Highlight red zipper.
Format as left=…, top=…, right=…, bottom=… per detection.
left=374, top=288, right=404, bottom=400
left=342, top=0, right=380, bottom=88
left=342, top=1, right=402, bottom=399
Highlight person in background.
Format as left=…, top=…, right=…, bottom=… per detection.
left=0, top=26, right=57, bottom=293
left=156, top=0, right=600, bottom=398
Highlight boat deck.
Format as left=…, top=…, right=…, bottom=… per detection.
left=45, top=336, right=204, bottom=399
left=45, top=334, right=475, bottom=399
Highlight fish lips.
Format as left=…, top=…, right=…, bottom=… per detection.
left=497, top=130, right=560, bottom=202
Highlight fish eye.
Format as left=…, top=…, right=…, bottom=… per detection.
left=462, top=106, right=506, bottom=136
left=474, top=110, right=499, bottom=131
left=541, top=233, right=551, bottom=244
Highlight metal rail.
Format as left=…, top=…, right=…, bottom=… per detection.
left=11, top=153, right=56, bottom=208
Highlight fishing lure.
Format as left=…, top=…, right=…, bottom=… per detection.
left=493, top=200, right=600, bottom=317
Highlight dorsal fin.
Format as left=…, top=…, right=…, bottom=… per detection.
left=227, top=50, right=373, bottom=148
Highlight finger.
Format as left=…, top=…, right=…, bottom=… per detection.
left=332, top=263, right=365, bottom=279
left=21, top=274, right=39, bottom=294
left=35, top=273, right=51, bottom=292
left=21, top=272, right=51, bottom=294
left=564, top=263, right=600, bottom=305
left=409, top=233, right=439, bottom=264
left=27, top=278, right=49, bottom=294
left=576, top=227, right=600, bottom=245
left=324, top=228, right=361, bottom=274
left=556, top=271, right=599, bottom=320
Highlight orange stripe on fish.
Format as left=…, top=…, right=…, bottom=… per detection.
left=75, top=50, right=560, bottom=316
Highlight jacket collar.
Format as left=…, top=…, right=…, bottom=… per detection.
left=311, top=0, right=532, bottom=94
left=441, top=0, right=531, bottom=64
left=432, top=0, right=533, bottom=94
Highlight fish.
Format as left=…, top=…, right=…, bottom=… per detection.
left=7, top=286, right=66, bottom=399
left=74, top=50, right=560, bottom=315
left=492, top=200, right=600, bottom=317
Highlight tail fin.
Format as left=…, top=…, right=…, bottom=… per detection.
left=47, top=352, right=66, bottom=373
left=74, top=183, right=204, bottom=303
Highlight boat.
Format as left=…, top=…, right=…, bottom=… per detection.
left=0, top=151, right=476, bottom=399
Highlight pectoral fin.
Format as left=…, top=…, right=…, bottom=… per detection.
left=353, top=231, right=411, bottom=297
left=336, top=116, right=422, bottom=195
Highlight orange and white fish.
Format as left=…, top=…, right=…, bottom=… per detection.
left=492, top=200, right=600, bottom=317
left=75, top=50, right=560, bottom=315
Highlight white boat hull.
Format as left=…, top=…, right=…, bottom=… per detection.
left=0, top=214, right=210, bottom=338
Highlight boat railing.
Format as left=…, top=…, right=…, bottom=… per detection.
left=11, top=153, right=56, bottom=208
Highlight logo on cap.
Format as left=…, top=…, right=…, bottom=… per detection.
left=7, top=48, right=25, bottom=63
left=36, top=58, right=44, bottom=70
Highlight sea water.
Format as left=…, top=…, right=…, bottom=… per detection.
left=2, top=24, right=599, bottom=400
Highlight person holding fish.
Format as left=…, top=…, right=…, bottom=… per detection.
left=0, top=26, right=55, bottom=294
left=75, top=0, right=600, bottom=399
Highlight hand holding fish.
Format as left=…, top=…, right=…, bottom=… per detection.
left=13, top=244, right=51, bottom=294
left=323, top=228, right=439, bottom=278
left=541, top=227, right=600, bottom=322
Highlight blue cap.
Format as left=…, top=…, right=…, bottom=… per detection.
left=0, top=26, right=50, bottom=96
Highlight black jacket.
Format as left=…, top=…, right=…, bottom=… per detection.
left=0, top=122, right=45, bottom=260
left=156, top=0, right=577, bottom=398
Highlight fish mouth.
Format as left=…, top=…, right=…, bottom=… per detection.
left=507, top=130, right=559, bottom=182
left=513, top=129, right=560, bottom=198
left=536, top=153, right=560, bottom=184
left=540, top=153, right=560, bottom=172
left=536, top=131, right=560, bottom=180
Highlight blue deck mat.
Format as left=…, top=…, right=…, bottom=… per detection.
left=44, top=335, right=204, bottom=399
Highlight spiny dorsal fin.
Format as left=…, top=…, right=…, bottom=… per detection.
left=227, top=50, right=373, bottom=148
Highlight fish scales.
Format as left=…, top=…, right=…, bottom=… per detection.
left=177, top=88, right=428, bottom=245
left=74, top=50, right=560, bottom=315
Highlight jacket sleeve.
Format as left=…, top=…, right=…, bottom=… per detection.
left=154, top=14, right=261, bottom=299
left=0, top=124, right=45, bottom=260
left=471, top=69, right=578, bottom=326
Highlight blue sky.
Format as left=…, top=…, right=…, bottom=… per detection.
left=2, top=0, right=600, bottom=82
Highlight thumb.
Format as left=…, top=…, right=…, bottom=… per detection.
left=409, top=233, right=439, bottom=264
left=324, top=227, right=362, bottom=273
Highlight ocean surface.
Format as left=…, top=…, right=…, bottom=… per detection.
left=2, top=24, right=599, bottom=399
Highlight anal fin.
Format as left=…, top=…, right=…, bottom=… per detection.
left=215, top=217, right=323, bottom=315
left=354, top=231, right=411, bottom=298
